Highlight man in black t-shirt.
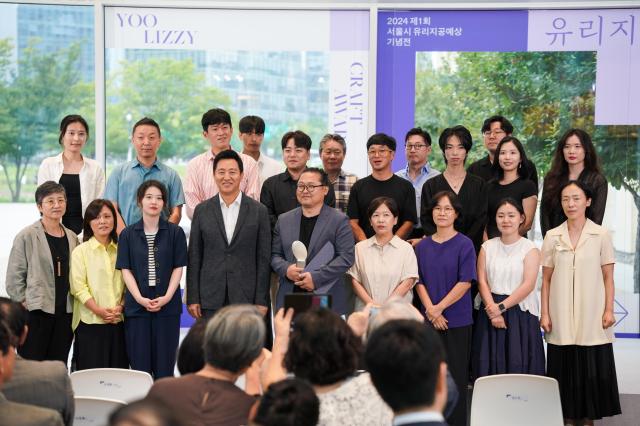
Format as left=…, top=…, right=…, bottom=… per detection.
left=467, top=115, right=538, bottom=187
left=347, top=133, right=417, bottom=242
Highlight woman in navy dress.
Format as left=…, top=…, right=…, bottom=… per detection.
left=116, top=180, right=187, bottom=378
left=472, top=198, right=544, bottom=379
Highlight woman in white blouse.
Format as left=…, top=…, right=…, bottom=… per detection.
left=38, top=115, right=105, bottom=234
left=471, top=197, right=544, bottom=379
left=348, top=197, right=418, bottom=310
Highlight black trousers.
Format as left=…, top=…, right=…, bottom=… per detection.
left=74, top=322, right=129, bottom=370
left=19, top=310, right=73, bottom=365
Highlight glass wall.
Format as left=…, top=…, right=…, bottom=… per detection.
left=0, top=2, right=94, bottom=292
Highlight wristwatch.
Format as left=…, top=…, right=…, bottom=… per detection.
left=498, top=303, right=506, bottom=313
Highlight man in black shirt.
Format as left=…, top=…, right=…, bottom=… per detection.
left=467, top=115, right=538, bottom=187
left=347, top=133, right=417, bottom=242
left=260, top=130, right=335, bottom=229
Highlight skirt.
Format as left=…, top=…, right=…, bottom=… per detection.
left=472, top=294, right=545, bottom=380
left=74, top=321, right=129, bottom=370
left=546, top=343, right=621, bottom=420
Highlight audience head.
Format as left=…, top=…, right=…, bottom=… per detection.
left=136, top=180, right=168, bottom=218
left=203, top=305, right=265, bottom=375
left=59, top=114, right=89, bottom=148
left=202, top=108, right=233, bottom=153
left=131, top=117, right=162, bottom=161
left=426, top=190, right=463, bottom=231
left=281, top=131, right=312, bottom=173
left=366, top=133, right=396, bottom=173
left=367, top=197, right=399, bottom=237
left=0, top=318, right=16, bottom=386
left=0, top=297, right=28, bottom=348
left=285, top=307, right=362, bottom=386
left=559, top=180, right=593, bottom=221
left=109, top=398, right=181, bottom=426
left=319, top=134, right=347, bottom=174
left=35, top=181, right=66, bottom=219
left=438, top=125, right=472, bottom=165
left=239, top=115, right=266, bottom=154
left=367, top=297, right=423, bottom=338
left=365, top=320, right=447, bottom=414
left=481, top=115, right=513, bottom=156
left=495, top=197, right=525, bottom=236
left=176, top=318, right=208, bottom=375
left=252, top=378, right=320, bottom=426
left=82, top=199, right=118, bottom=243
left=491, top=136, right=531, bottom=180
left=404, top=127, right=433, bottom=168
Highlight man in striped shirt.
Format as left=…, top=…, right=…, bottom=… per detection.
left=183, top=108, right=261, bottom=219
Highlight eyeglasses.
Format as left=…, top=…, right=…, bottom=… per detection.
left=296, top=183, right=325, bottom=193
left=42, top=198, right=67, bottom=207
left=367, top=149, right=392, bottom=157
left=405, top=144, right=427, bottom=151
left=433, top=206, right=455, bottom=214
left=483, top=130, right=506, bottom=137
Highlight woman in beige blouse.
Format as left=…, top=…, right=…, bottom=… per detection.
left=541, top=180, right=620, bottom=425
left=348, top=197, right=418, bottom=310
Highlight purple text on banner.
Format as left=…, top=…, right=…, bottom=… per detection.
left=376, top=10, right=528, bottom=171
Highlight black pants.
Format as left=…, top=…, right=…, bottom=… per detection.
left=19, top=310, right=73, bottom=365
left=74, top=322, right=129, bottom=370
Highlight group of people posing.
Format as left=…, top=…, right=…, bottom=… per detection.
left=5, top=110, right=619, bottom=425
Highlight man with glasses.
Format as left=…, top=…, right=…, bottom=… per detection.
left=396, top=128, right=440, bottom=240
left=183, top=108, right=261, bottom=219
left=347, top=133, right=417, bottom=242
left=260, top=130, right=336, bottom=229
left=271, top=168, right=354, bottom=314
left=319, top=134, right=358, bottom=214
left=467, top=115, right=538, bottom=187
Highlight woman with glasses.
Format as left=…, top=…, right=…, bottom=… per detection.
left=415, top=191, right=476, bottom=426
left=485, top=136, right=538, bottom=239
left=348, top=197, right=418, bottom=311
left=420, top=126, right=487, bottom=253
left=540, top=128, right=607, bottom=237
left=38, top=115, right=105, bottom=235
left=6, top=181, right=80, bottom=363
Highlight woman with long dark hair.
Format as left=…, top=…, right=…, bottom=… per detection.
left=38, top=115, right=105, bottom=235
left=540, top=129, right=607, bottom=237
left=485, top=137, right=537, bottom=239
left=70, top=199, right=128, bottom=370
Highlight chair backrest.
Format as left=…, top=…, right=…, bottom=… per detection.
left=74, top=396, right=126, bottom=426
left=470, top=374, right=563, bottom=426
left=70, top=368, right=153, bottom=402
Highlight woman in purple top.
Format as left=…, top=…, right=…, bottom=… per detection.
left=415, top=190, right=476, bottom=426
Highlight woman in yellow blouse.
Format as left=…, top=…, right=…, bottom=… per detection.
left=541, top=180, right=620, bottom=425
left=70, top=199, right=128, bottom=370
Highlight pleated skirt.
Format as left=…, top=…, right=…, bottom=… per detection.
left=472, top=293, right=545, bottom=380
left=546, top=342, right=621, bottom=420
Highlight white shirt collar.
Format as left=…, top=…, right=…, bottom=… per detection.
left=393, top=410, right=445, bottom=425
left=219, top=191, right=242, bottom=209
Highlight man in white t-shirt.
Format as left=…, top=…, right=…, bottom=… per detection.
left=239, top=115, right=283, bottom=189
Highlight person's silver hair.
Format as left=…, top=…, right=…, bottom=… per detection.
left=367, top=297, right=423, bottom=339
left=203, top=304, right=265, bottom=373
left=319, top=133, right=347, bottom=154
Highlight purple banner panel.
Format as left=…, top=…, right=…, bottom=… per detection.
left=331, top=10, right=370, bottom=51
left=377, top=10, right=528, bottom=171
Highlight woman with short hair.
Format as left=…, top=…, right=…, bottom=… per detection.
left=6, top=181, right=79, bottom=363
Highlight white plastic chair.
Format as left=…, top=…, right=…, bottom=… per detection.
left=70, top=368, right=153, bottom=402
left=470, top=374, right=563, bottom=426
left=74, top=396, right=126, bottom=426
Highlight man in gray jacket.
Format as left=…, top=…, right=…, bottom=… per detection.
left=0, top=299, right=70, bottom=425
left=186, top=150, right=271, bottom=319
